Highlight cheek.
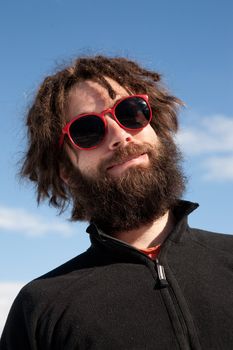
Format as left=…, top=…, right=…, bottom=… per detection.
left=139, top=124, right=158, bottom=144
left=74, top=150, right=100, bottom=175
left=65, top=143, right=102, bottom=175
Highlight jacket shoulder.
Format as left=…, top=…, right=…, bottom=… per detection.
left=37, top=246, right=96, bottom=279
left=188, top=227, right=233, bottom=255
left=14, top=247, right=98, bottom=303
left=0, top=247, right=99, bottom=347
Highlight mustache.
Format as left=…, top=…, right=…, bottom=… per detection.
left=99, top=142, right=155, bottom=173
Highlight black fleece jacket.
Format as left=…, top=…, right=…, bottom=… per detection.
left=1, top=201, right=233, bottom=350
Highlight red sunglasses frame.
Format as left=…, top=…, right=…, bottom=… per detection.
left=59, top=94, right=152, bottom=150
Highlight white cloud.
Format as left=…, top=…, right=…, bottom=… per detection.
left=176, top=114, right=233, bottom=181
left=0, top=282, right=25, bottom=336
left=203, top=155, right=233, bottom=181
left=0, top=206, right=74, bottom=237
left=177, top=115, right=233, bottom=155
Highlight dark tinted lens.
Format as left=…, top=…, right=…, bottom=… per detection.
left=69, top=115, right=105, bottom=148
left=115, top=97, right=150, bottom=129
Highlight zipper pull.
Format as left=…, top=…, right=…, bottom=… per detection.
left=156, top=259, right=169, bottom=288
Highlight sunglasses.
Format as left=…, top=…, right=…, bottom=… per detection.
left=59, top=94, right=152, bottom=150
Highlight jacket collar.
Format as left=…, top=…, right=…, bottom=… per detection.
left=86, top=200, right=199, bottom=263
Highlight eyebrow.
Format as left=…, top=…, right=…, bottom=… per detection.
left=71, top=95, right=128, bottom=119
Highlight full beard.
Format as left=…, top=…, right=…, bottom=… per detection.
left=68, top=137, right=186, bottom=235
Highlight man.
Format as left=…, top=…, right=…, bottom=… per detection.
left=1, top=55, right=233, bottom=350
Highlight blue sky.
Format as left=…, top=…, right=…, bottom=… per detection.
left=0, top=0, right=232, bottom=333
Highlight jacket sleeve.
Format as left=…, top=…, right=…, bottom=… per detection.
left=0, top=287, right=37, bottom=350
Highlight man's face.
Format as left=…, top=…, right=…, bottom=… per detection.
left=62, top=78, right=185, bottom=234
left=64, top=78, right=159, bottom=178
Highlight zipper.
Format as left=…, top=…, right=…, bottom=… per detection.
left=155, top=258, right=193, bottom=349
left=156, top=258, right=169, bottom=288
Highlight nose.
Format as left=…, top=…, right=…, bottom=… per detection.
left=105, top=116, right=133, bottom=150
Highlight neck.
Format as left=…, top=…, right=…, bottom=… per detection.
left=114, top=210, right=175, bottom=250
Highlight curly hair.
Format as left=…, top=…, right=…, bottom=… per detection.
left=20, top=55, right=183, bottom=213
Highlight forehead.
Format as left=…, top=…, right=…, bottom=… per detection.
left=66, top=78, right=129, bottom=122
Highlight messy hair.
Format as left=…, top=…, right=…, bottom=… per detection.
left=20, top=55, right=183, bottom=213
